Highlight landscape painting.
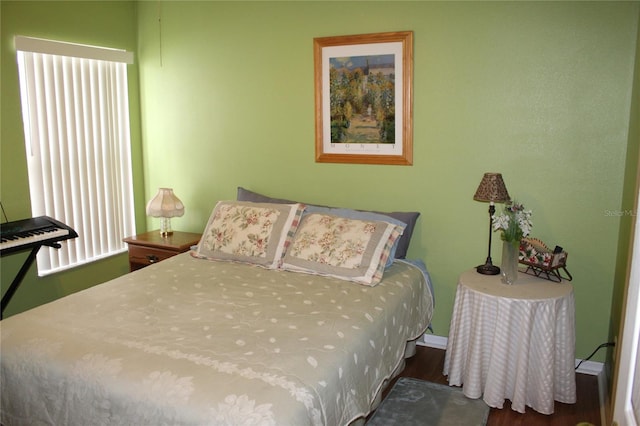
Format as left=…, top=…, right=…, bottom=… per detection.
left=314, top=31, right=413, bottom=165
left=329, top=54, right=396, bottom=145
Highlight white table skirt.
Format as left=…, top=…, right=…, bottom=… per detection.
left=444, top=269, right=576, bottom=414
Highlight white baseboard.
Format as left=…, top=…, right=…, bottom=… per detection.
left=420, top=334, right=447, bottom=350
left=422, top=333, right=606, bottom=423
left=421, top=334, right=604, bottom=376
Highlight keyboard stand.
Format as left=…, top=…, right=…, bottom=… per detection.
left=1, top=240, right=63, bottom=320
left=1, top=246, right=40, bottom=319
left=1, top=216, right=77, bottom=319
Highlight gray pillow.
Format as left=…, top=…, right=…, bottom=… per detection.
left=237, top=187, right=420, bottom=259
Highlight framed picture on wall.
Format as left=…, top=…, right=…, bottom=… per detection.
left=313, top=31, right=413, bottom=165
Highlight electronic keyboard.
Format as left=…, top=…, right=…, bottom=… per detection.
left=1, top=216, right=77, bottom=256
left=1, top=216, right=78, bottom=319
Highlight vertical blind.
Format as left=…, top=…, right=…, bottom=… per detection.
left=15, top=36, right=136, bottom=275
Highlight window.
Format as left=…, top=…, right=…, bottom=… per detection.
left=15, top=36, right=136, bottom=275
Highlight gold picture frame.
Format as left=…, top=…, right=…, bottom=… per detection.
left=314, top=31, right=413, bottom=165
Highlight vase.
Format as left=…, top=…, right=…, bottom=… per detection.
left=501, top=241, right=519, bottom=285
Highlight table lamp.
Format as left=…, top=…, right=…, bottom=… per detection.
left=473, top=173, right=510, bottom=275
left=146, top=188, right=184, bottom=237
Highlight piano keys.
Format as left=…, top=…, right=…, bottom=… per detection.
left=1, top=216, right=78, bottom=256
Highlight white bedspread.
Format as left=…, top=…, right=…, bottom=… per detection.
left=1, top=253, right=433, bottom=426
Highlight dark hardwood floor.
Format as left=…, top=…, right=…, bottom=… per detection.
left=374, top=345, right=601, bottom=426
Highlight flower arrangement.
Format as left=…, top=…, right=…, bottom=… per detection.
left=492, top=201, right=533, bottom=246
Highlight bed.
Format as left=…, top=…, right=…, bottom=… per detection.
left=0, top=189, right=434, bottom=426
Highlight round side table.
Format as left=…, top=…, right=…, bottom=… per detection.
left=443, top=269, right=576, bottom=414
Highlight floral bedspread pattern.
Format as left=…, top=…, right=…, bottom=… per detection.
left=0, top=253, right=433, bottom=426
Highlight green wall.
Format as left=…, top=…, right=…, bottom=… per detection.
left=137, top=1, right=639, bottom=362
left=1, top=1, right=639, bottom=366
left=0, top=1, right=144, bottom=315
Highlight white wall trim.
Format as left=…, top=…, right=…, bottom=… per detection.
left=421, top=333, right=604, bottom=375
left=420, top=334, right=447, bottom=350
left=422, top=333, right=606, bottom=423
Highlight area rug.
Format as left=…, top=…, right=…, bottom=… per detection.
left=366, top=378, right=490, bottom=426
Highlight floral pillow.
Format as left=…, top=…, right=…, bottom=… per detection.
left=194, top=201, right=305, bottom=269
left=281, top=213, right=403, bottom=286
left=236, top=186, right=419, bottom=259
left=303, top=205, right=406, bottom=268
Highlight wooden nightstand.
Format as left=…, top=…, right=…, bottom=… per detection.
left=123, top=230, right=202, bottom=272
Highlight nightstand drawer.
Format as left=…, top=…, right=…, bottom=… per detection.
left=123, top=230, right=202, bottom=272
left=128, top=245, right=179, bottom=267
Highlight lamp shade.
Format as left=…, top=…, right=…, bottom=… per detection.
left=146, top=188, right=184, bottom=218
left=473, top=173, right=510, bottom=203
